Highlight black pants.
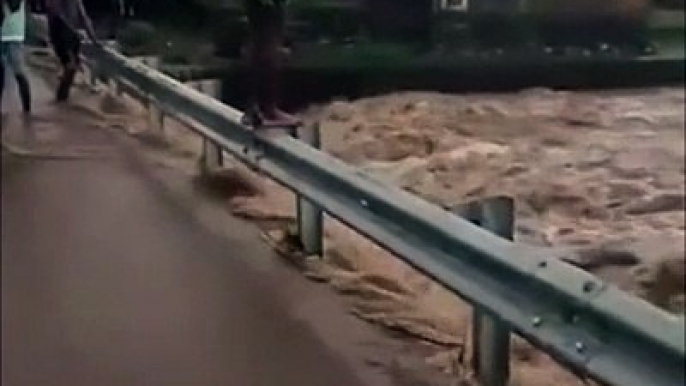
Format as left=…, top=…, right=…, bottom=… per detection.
left=245, top=0, right=286, bottom=113
left=48, top=16, right=81, bottom=101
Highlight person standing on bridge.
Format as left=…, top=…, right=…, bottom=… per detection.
left=1, top=0, right=32, bottom=114
left=244, top=0, right=300, bottom=127
left=45, top=0, right=98, bottom=102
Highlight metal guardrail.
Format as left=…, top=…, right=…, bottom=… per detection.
left=28, top=15, right=685, bottom=386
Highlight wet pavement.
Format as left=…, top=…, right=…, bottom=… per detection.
left=1, top=72, right=389, bottom=386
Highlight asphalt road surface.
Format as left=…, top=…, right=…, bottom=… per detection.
left=1, top=72, right=391, bottom=386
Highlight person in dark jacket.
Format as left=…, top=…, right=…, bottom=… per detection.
left=45, top=0, right=99, bottom=102
left=244, top=0, right=300, bottom=127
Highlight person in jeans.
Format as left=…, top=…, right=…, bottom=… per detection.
left=45, top=0, right=98, bottom=102
left=1, top=0, right=32, bottom=114
left=244, top=0, right=299, bottom=127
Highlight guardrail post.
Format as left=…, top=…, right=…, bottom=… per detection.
left=191, top=80, right=223, bottom=172
left=89, top=63, right=98, bottom=87
left=82, top=59, right=98, bottom=88
left=148, top=102, right=165, bottom=136
left=137, top=56, right=165, bottom=138
left=476, top=196, right=514, bottom=386
left=295, top=123, right=324, bottom=256
left=453, top=196, right=514, bottom=386
left=108, top=78, right=122, bottom=97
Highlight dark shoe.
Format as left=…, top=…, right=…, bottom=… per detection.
left=242, top=106, right=301, bottom=129
left=260, top=108, right=301, bottom=127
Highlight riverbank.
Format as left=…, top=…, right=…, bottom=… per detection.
left=109, top=9, right=684, bottom=102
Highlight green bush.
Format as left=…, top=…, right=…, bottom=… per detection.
left=297, top=42, right=416, bottom=68
left=117, top=21, right=157, bottom=55
left=290, top=0, right=363, bottom=41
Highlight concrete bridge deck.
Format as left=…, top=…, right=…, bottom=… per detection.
left=1, top=71, right=402, bottom=386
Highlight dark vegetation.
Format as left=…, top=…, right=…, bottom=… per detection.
left=101, top=0, right=683, bottom=63
left=79, top=0, right=683, bottom=104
